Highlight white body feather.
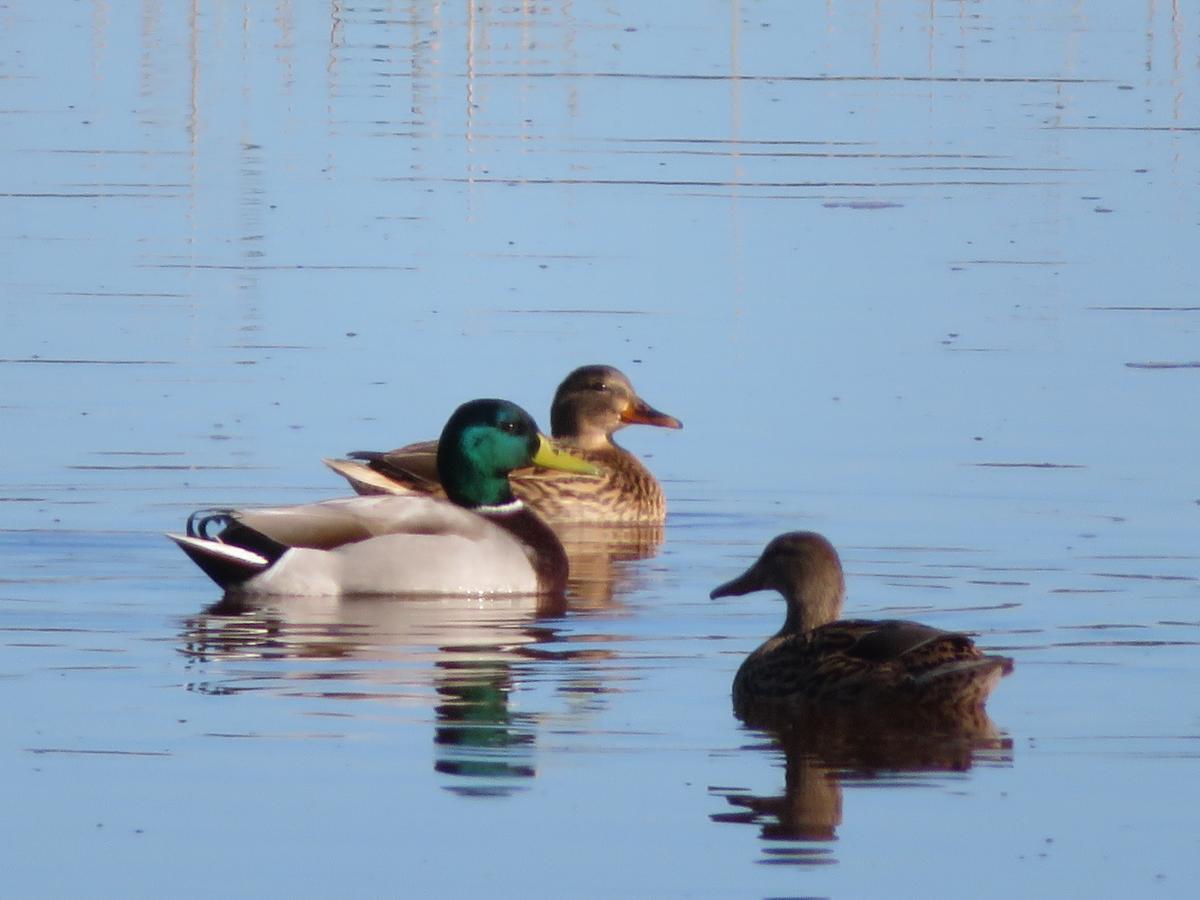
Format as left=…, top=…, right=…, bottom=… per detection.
left=169, top=495, right=542, bottom=597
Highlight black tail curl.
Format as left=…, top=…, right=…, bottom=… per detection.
left=186, top=508, right=236, bottom=541
left=184, top=507, right=289, bottom=569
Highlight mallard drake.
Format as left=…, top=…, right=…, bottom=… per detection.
left=167, top=399, right=598, bottom=597
left=711, top=532, right=1013, bottom=716
left=323, top=365, right=682, bottom=524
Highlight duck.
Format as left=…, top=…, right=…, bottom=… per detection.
left=322, top=365, right=682, bottom=525
left=710, top=532, right=1013, bottom=718
left=167, top=399, right=598, bottom=597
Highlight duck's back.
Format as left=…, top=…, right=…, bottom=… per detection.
left=333, top=440, right=665, bottom=525
left=232, top=495, right=545, bottom=597
left=733, top=618, right=1012, bottom=714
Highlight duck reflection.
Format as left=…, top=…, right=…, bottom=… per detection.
left=181, top=592, right=614, bottom=796
left=433, top=659, right=536, bottom=794
left=558, top=522, right=664, bottom=607
left=182, top=592, right=568, bottom=664
left=711, top=706, right=1012, bottom=863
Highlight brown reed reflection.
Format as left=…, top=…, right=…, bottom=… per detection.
left=712, top=705, right=1012, bottom=864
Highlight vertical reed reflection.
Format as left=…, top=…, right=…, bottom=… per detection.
left=1170, top=0, right=1187, bottom=136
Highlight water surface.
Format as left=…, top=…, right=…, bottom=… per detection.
left=2, top=2, right=1198, bottom=896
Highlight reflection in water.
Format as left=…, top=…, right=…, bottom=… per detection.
left=560, top=522, right=664, bottom=607
left=434, top=659, right=536, bottom=795
left=181, top=592, right=566, bottom=665
left=181, top=591, right=614, bottom=796
left=711, top=707, right=1012, bottom=865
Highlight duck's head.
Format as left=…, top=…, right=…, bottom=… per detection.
left=438, top=399, right=598, bottom=508
left=710, top=532, right=846, bottom=633
left=550, top=365, right=682, bottom=450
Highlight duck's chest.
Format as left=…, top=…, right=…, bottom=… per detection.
left=513, top=449, right=665, bottom=524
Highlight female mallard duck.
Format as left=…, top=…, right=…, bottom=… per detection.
left=167, top=399, right=597, bottom=597
left=322, top=365, right=681, bottom=525
left=711, top=532, right=1013, bottom=716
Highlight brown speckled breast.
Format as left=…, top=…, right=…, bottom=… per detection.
left=510, top=445, right=666, bottom=525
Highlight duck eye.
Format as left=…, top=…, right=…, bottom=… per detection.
left=590, top=381, right=608, bottom=392
left=501, top=420, right=518, bottom=433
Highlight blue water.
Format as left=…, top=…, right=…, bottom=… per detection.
left=3, top=2, right=1198, bottom=896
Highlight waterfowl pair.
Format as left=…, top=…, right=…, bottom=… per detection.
left=168, top=400, right=596, bottom=597
left=324, top=365, right=682, bottom=525
left=712, top=532, right=1013, bottom=717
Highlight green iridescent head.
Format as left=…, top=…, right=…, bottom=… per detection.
left=437, top=399, right=597, bottom=508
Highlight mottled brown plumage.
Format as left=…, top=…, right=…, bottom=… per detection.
left=711, top=532, right=1013, bottom=718
left=324, top=365, right=681, bottom=524
left=504, top=442, right=667, bottom=523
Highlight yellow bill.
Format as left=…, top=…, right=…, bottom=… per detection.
left=531, top=434, right=601, bottom=476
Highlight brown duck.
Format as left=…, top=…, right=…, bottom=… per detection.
left=324, top=365, right=682, bottom=525
left=711, top=532, right=1013, bottom=718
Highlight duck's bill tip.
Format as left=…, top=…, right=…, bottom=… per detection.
left=621, top=399, right=683, bottom=430
left=532, top=434, right=601, bottom=476
left=710, top=568, right=760, bottom=599
left=709, top=580, right=740, bottom=600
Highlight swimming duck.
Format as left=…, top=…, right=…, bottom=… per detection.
left=711, top=532, right=1013, bottom=716
left=167, top=399, right=598, bottom=597
left=323, top=365, right=682, bottom=524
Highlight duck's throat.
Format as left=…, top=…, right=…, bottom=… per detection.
left=781, top=589, right=840, bottom=635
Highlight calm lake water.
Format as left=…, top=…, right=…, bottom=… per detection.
left=3, top=1, right=1198, bottom=896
